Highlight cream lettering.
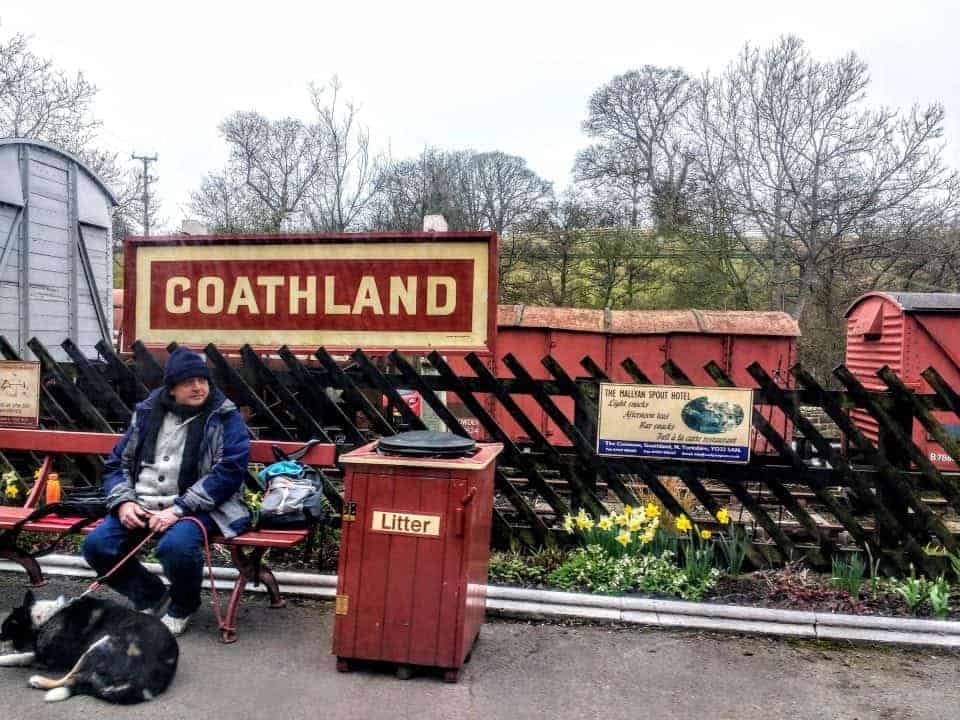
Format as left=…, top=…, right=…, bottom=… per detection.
left=324, top=277, right=351, bottom=315
left=227, top=276, right=260, bottom=314
left=289, top=276, right=316, bottom=314
left=197, top=277, right=224, bottom=314
left=352, top=276, right=384, bottom=315
left=427, top=276, right=456, bottom=316
left=389, top=276, right=417, bottom=315
left=256, top=276, right=284, bottom=314
left=162, top=274, right=462, bottom=318
left=165, top=277, right=191, bottom=314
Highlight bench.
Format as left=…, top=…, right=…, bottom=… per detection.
left=0, top=427, right=336, bottom=643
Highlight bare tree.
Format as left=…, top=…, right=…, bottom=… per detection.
left=516, top=192, right=606, bottom=306
left=470, top=151, right=553, bottom=234
left=219, top=111, right=323, bottom=230
left=371, top=148, right=551, bottom=235
left=0, top=31, right=99, bottom=153
left=370, top=148, right=471, bottom=231
left=305, top=77, right=381, bottom=231
left=189, top=166, right=274, bottom=233
left=695, top=36, right=959, bottom=320
left=575, top=66, right=696, bottom=231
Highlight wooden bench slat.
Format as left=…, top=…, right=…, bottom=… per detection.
left=0, top=508, right=310, bottom=548
left=0, top=428, right=337, bottom=466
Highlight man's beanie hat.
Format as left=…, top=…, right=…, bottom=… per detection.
left=164, top=347, right=212, bottom=387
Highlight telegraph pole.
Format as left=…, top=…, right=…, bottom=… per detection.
left=131, top=153, right=158, bottom=236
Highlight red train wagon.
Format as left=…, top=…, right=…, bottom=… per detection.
left=452, top=305, right=800, bottom=452
left=845, top=292, right=960, bottom=469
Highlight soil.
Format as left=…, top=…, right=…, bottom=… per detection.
left=706, top=565, right=960, bottom=619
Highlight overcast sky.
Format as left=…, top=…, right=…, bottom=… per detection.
left=3, top=0, right=958, bottom=230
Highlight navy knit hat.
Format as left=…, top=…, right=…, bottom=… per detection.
left=164, top=347, right=212, bottom=387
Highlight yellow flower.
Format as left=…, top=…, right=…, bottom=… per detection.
left=716, top=508, right=730, bottom=525
left=616, top=530, right=632, bottom=547
left=598, top=516, right=613, bottom=531
left=645, top=502, right=660, bottom=518
left=575, top=514, right=594, bottom=530
left=623, top=504, right=634, bottom=516
left=4, top=483, right=20, bottom=500
left=631, top=507, right=647, bottom=522
left=675, top=515, right=692, bottom=533
left=700, top=529, right=712, bottom=540
left=642, top=528, right=656, bottom=544
left=615, top=513, right=630, bottom=527
left=562, top=515, right=575, bottom=534
left=628, top=518, right=643, bottom=532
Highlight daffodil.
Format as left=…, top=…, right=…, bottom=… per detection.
left=623, top=504, right=634, bottom=516
left=700, top=529, right=712, bottom=540
left=642, top=528, right=656, bottom=544
left=615, top=513, right=630, bottom=527
left=675, top=515, right=692, bottom=533
left=716, top=508, right=730, bottom=525
left=645, top=502, right=660, bottom=518
left=575, top=514, right=595, bottom=530
left=4, top=483, right=20, bottom=500
left=598, top=516, right=613, bottom=531
left=631, top=507, right=647, bottom=522
left=562, top=515, right=575, bottom=534
left=616, top=530, right=631, bottom=547
left=628, top=518, right=643, bottom=532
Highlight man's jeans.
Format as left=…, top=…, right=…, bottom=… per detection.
left=82, top=512, right=215, bottom=619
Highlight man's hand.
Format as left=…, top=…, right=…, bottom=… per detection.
left=148, top=507, right=181, bottom=533
left=118, top=501, right=149, bottom=530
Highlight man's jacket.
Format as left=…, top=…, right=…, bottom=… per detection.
left=103, top=387, right=251, bottom=538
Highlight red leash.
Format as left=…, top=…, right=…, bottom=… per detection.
left=80, top=517, right=233, bottom=636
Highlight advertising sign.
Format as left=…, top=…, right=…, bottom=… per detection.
left=596, top=383, right=753, bottom=463
left=123, top=233, right=497, bottom=354
left=0, top=361, right=41, bottom=428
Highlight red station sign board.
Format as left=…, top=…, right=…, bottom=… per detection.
left=122, top=232, right=498, bottom=354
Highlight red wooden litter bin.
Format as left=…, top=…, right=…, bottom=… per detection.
left=332, top=431, right=502, bottom=682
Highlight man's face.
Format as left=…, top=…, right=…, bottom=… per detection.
left=170, top=376, right=210, bottom=407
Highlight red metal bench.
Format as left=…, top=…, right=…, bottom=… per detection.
left=0, top=428, right=336, bottom=643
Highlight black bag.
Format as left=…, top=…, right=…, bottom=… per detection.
left=57, top=486, right=109, bottom=518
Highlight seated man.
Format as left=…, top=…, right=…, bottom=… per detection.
left=82, top=347, right=251, bottom=636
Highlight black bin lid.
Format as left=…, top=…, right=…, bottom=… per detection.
left=377, top=431, right=476, bottom=458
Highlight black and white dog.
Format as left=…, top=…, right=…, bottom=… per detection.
left=0, top=591, right=179, bottom=704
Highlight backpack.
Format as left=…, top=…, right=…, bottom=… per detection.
left=250, top=442, right=330, bottom=529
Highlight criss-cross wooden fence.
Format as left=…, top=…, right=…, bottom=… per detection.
left=3, top=334, right=960, bottom=575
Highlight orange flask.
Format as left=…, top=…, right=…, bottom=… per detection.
left=45, top=473, right=61, bottom=504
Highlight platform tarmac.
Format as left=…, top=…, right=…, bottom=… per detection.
left=0, top=575, right=957, bottom=720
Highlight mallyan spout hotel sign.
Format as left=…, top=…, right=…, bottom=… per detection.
left=122, top=233, right=497, bottom=353
left=597, top=383, right=754, bottom=463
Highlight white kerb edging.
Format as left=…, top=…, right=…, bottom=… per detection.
left=1, top=554, right=958, bottom=648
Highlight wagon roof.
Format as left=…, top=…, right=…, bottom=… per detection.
left=0, top=137, right=117, bottom=205
left=844, top=291, right=960, bottom=316
left=497, top=305, right=800, bottom=337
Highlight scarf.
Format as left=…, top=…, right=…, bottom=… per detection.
left=138, top=390, right=217, bottom=493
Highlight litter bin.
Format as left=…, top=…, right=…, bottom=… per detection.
left=332, top=431, right=502, bottom=682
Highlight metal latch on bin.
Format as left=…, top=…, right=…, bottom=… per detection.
left=335, top=595, right=349, bottom=615
left=342, top=501, right=357, bottom=522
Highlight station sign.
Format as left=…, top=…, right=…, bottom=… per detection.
left=122, top=233, right=497, bottom=354
left=0, top=361, right=41, bottom=428
left=596, top=383, right=753, bottom=463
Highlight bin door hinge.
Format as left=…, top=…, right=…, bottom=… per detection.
left=335, top=594, right=349, bottom=615
left=342, top=501, right=357, bottom=522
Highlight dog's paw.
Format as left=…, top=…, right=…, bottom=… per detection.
left=28, top=675, right=47, bottom=689
left=44, top=687, right=71, bottom=702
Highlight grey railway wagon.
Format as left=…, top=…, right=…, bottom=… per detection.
left=0, top=138, right=116, bottom=360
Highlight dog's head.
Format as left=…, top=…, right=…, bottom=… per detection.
left=0, top=591, right=37, bottom=652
